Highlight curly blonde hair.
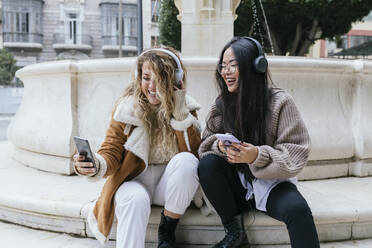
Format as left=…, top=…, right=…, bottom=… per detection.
left=121, top=47, right=187, bottom=159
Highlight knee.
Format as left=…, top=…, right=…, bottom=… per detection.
left=198, top=154, right=226, bottom=180
left=284, top=200, right=313, bottom=222
left=172, top=152, right=198, bottom=177
left=115, top=183, right=151, bottom=210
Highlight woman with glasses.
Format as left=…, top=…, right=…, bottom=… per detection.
left=198, top=37, right=320, bottom=248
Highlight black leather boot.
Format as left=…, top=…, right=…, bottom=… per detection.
left=213, top=214, right=250, bottom=248
left=158, top=210, right=179, bottom=248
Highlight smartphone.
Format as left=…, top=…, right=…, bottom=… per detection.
left=73, top=136, right=97, bottom=169
left=215, top=133, right=241, bottom=146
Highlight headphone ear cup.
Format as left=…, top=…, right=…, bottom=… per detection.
left=254, top=56, right=268, bottom=74
left=175, top=69, right=184, bottom=86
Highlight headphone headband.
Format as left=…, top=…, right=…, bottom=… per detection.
left=242, top=37, right=268, bottom=74
left=243, top=37, right=264, bottom=57
left=138, top=48, right=184, bottom=84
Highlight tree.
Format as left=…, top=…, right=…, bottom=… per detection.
left=0, top=49, right=17, bottom=87
left=235, top=0, right=372, bottom=56
left=159, top=0, right=181, bottom=51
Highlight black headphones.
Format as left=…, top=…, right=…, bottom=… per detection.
left=242, top=37, right=268, bottom=74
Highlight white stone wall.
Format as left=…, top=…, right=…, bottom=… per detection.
left=8, top=57, right=372, bottom=178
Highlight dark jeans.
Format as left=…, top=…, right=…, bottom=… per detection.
left=198, top=154, right=320, bottom=248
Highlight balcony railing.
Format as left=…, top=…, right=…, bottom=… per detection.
left=3, top=32, right=43, bottom=44
left=53, top=33, right=93, bottom=46
left=52, top=33, right=93, bottom=51
left=102, top=35, right=137, bottom=47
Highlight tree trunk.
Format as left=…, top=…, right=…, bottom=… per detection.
left=269, top=32, right=282, bottom=55
left=297, top=18, right=319, bottom=56
left=271, top=32, right=282, bottom=55
left=259, top=17, right=281, bottom=55
left=248, top=24, right=254, bottom=36
left=290, top=22, right=302, bottom=56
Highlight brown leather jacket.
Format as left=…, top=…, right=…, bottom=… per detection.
left=87, top=94, right=201, bottom=244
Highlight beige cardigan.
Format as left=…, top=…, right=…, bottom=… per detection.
left=198, top=88, right=311, bottom=179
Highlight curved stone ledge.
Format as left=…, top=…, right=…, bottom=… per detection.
left=1, top=141, right=371, bottom=246
left=7, top=57, right=372, bottom=176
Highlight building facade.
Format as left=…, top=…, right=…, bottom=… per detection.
left=308, top=11, right=372, bottom=58
left=1, top=0, right=160, bottom=66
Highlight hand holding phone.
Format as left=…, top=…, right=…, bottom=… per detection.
left=73, top=136, right=97, bottom=176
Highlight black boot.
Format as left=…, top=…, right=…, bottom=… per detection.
left=213, top=214, right=250, bottom=248
left=158, top=210, right=179, bottom=248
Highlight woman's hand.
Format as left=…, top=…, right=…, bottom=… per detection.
left=73, top=154, right=97, bottom=176
left=218, top=140, right=227, bottom=154
left=226, top=142, right=258, bottom=164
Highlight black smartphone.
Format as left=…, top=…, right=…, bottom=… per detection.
left=73, top=136, right=97, bottom=170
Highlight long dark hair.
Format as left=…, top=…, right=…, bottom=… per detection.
left=215, top=37, right=272, bottom=146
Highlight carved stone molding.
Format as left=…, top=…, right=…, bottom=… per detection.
left=61, top=0, right=84, bottom=8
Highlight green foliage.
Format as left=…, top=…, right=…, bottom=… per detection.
left=235, top=0, right=372, bottom=56
left=159, top=0, right=181, bottom=51
left=0, top=49, right=17, bottom=86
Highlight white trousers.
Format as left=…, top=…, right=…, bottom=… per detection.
left=114, top=152, right=199, bottom=248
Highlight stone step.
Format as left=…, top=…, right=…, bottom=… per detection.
left=2, top=221, right=372, bottom=248
left=1, top=141, right=372, bottom=246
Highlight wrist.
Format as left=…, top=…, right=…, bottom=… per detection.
left=217, top=140, right=223, bottom=152
left=248, top=146, right=258, bottom=164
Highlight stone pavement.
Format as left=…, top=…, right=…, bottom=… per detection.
left=0, top=115, right=12, bottom=141
left=2, top=221, right=372, bottom=248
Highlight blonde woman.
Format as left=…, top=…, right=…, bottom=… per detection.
left=73, top=47, right=201, bottom=248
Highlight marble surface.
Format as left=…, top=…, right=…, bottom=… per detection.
left=1, top=140, right=372, bottom=245
left=8, top=57, right=372, bottom=175
left=1, top=221, right=372, bottom=248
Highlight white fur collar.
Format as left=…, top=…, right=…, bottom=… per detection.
left=113, top=96, right=142, bottom=126
left=112, top=94, right=200, bottom=168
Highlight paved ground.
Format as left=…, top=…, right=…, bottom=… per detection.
left=0, top=87, right=23, bottom=114
left=0, top=87, right=23, bottom=141
left=2, top=221, right=372, bottom=248
left=0, top=116, right=11, bottom=140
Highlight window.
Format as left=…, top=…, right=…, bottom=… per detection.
left=66, top=13, right=78, bottom=44
left=151, top=36, right=159, bottom=47
left=2, top=0, right=43, bottom=44
left=100, top=3, right=138, bottom=47
left=151, top=0, right=160, bottom=23
left=15, top=12, right=30, bottom=33
left=349, top=35, right=372, bottom=48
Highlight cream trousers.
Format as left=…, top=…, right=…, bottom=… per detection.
left=114, top=152, right=199, bottom=248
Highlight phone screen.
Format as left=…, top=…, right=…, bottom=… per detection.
left=73, top=136, right=96, bottom=169
left=215, top=133, right=241, bottom=146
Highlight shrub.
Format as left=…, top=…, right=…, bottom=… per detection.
left=0, top=49, right=17, bottom=87
left=159, top=0, right=181, bottom=51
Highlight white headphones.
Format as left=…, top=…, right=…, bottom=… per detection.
left=135, top=48, right=184, bottom=87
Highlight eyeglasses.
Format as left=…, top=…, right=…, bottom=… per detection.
left=217, top=61, right=239, bottom=74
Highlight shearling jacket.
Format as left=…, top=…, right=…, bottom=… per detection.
left=86, top=91, right=201, bottom=244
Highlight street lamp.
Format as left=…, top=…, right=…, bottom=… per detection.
left=119, top=0, right=123, bottom=57
left=137, top=0, right=143, bottom=55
